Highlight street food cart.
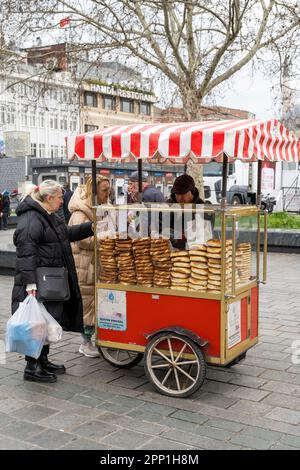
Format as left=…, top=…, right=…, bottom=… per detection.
left=67, top=119, right=300, bottom=397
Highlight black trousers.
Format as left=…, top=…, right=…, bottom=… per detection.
left=25, top=344, right=50, bottom=364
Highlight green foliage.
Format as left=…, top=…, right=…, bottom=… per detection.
left=265, top=212, right=300, bottom=229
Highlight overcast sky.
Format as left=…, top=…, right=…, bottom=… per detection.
left=212, top=64, right=279, bottom=120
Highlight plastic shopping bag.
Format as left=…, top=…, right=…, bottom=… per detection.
left=5, top=295, right=47, bottom=359
left=39, top=303, right=63, bottom=343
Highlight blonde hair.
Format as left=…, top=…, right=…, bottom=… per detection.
left=85, top=175, right=110, bottom=205
left=21, top=180, right=63, bottom=202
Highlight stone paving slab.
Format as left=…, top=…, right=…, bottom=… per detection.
left=0, top=252, right=300, bottom=450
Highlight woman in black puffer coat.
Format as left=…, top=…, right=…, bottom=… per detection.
left=12, top=180, right=94, bottom=384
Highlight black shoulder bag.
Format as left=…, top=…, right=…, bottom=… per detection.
left=36, top=216, right=71, bottom=302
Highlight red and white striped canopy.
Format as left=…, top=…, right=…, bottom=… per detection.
left=67, top=119, right=300, bottom=163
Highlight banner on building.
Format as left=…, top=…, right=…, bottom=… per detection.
left=3, top=131, right=30, bottom=158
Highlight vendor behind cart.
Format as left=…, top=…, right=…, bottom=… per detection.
left=168, top=174, right=215, bottom=249
left=68, top=175, right=111, bottom=357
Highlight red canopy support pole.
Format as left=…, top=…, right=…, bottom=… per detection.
left=92, top=160, right=97, bottom=206
left=138, top=159, right=143, bottom=202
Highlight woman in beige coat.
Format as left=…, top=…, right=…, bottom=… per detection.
left=68, top=175, right=110, bottom=357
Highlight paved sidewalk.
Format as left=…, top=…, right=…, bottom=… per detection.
left=0, top=252, right=300, bottom=450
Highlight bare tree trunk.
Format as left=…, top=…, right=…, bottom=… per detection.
left=181, top=85, right=205, bottom=200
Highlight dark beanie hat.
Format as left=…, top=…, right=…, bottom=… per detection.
left=172, top=174, right=195, bottom=195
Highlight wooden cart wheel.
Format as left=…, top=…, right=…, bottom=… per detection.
left=144, top=333, right=206, bottom=398
left=99, top=347, right=143, bottom=369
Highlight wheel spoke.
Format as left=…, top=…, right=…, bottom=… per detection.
left=167, top=339, right=174, bottom=362
left=173, top=367, right=181, bottom=391
left=174, top=364, right=197, bottom=384
left=151, top=363, right=170, bottom=369
left=175, top=360, right=198, bottom=366
left=161, top=367, right=173, bottom=386
left=153, top=347, right=173, bottom=364
left=174, top=344, right=187, bottom=364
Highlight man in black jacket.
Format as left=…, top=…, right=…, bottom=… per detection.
left=62, top=183, right=73, bottom=223
left=12, top=180, right=93, bottom=383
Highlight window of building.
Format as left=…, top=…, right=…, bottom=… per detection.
left=70, top=119, right=78, bottom=132
left=42, top=175, right=56, bottom=181
left=6, top=104, right=16, bottom=125
left=60, top=146, right=67, bottom=159
left=50, top=89, right=58, bottom=101
left=120, top=98, right=134, bottom=113
left=102, top=95, right=116, bottom=110
left=39, top=143, right=45, bottom=158
left=39, top=112, right=45, bottom=128
left=0, top=80, right=6, bottom=94
left=84, top=91, right=98, bottom=107
left=29, top=109, right=36, bottom=127
left=283, top=162, right=297, bottom=171
left=21, top=107, right=28, bottom=127
left=139, top=101, right=151, bottom=116
left=51, top=145, right=59, bottom=159
left=84, top=124, right=99, bottom=132
left=0, top=105, right=5, bottom=125
left=50, top=114, right=58, bottom=130
left=60, top=116, right=68, bottom=131
left=31, top=143, right=37, bottom=157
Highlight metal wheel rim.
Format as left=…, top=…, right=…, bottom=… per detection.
left=146, top=335, right=201, bottom=396
left=101, top=347, right=141, bottom=366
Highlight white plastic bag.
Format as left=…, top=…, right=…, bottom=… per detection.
left=39, top=303, right=63, bottom=343
left=5, top=295, right=47, bottom=359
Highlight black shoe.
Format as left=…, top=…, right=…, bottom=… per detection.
left=24, top=362, right=57, bottom=383
left=39, top=357, right=66, bottom=375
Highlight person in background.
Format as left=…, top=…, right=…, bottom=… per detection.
left=0, top=193, right=3, bottom=230
left=127, top=171, right=165, bottom=203
left=109, top=184, right=116, bottom=205
left=2, top=190, right=11, bottom=230
left=68, top=175, right=110, bottom=357
left=63, top=183, right=74, bottom=224
left=12, top=180, right=94, bottom=383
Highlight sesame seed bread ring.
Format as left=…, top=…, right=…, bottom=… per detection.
left=172, top=257, right=190, bottom=264
left=189, top=244, right=207, bottom=251
left=189, top=250, right=207, bottom=257
left=190, top=256, right=208, bottom=263
left=170, top=251, right=189, bottom=258
left=172, top=268, right=190, bottom=275
left=171, top=272, right=190, bottom=279
left=191, top=273, right=208, bottom=281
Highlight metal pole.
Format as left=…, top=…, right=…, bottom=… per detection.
left=256, top=160, right=262, bottom=281
left=92, top=159, right=97, bottom=206
left=221, top=153, right=228, bottom=209
left=257, top=160, right=262, bottom=208
left=138, top=158, right=143, bottom=202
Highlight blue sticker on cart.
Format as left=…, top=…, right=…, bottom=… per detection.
left=97, top=289, right=127, bottom=331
